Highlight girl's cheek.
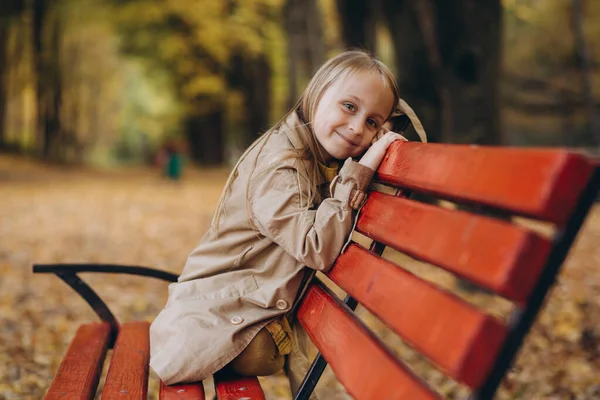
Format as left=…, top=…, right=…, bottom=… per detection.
left=356, top=143, right=371, bottom=156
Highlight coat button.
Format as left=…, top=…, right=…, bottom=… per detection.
left=230, top=316, right=244, bottom=325
left=275, top=299, right=288, bottom=310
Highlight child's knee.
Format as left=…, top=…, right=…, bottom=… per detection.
left=229, top=328, right=285, bottom=376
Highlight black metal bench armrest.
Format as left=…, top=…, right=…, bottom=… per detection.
left=32, top=263, right=178, bottom=347
left=33, top=263, right=178, bottom=281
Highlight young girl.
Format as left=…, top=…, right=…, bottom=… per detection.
left=149, top=50, right=422, bottom=394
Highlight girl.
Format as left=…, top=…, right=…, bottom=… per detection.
left=149, top=50, right=423, bottom=394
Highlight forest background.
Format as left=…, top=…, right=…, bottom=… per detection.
left=1, top=0, right=599, bottom=165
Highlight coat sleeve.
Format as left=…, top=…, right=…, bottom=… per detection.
left=250, top=158, right=374, bottom=272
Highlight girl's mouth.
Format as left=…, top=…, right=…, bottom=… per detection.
left=335, top=131, right=358, bottom=146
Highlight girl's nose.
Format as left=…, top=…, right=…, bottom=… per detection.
left=348, top=117, right=364, bottom=135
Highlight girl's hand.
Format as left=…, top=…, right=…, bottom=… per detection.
left=358, top=131, right=407, bottom=171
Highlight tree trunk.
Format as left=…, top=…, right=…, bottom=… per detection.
left=8, top=13, right=29, bottom=151
left=335, top=0, right=376, bottom=51
left=284, top=0, right=304, bottom=107
left=186, top=106, right=225, bottom=165
left=381, top=0, right=442, bottom=142
left=305, top=0, right=326, bottom=73
left=571, top=0, right=600, bottom=147
left=32, top=0, right=63, bottom=160
left=227, top=51, right=272, bottom=149
left=46, top=12, right=63, bottom=160
left=0, top=0, right=26, bottom=149
left=284, top=0, right=326, bottom=108
left=33, top=0, right=46, bottom=155
left=241, top=53, right=271, bottom=146
left=382, top=0, right=503, bottom=145
left=0, top=21, right=9, bottom=148
left=410, top=0, right=453, bottom=142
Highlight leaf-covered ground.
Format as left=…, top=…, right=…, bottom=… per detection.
left=1, top=154, right=599, bottom=399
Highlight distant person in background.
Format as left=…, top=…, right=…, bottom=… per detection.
left=156, top=139, right=184, bottom=180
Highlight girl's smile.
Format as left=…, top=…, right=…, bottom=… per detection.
left=335, top=130, right=360, bottom=146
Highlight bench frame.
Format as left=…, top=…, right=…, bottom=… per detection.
left=32, top=264, right=178, bottom=348
left=34, top=157, right=600, bottom=400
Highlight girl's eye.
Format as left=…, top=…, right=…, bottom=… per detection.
left=343, top=103, right=356, bottom=112
left=367, top=119, right=378, bottom=129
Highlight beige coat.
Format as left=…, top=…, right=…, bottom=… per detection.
left=149, top=111, right=374, bottom=385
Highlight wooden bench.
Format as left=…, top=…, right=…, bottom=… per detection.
left=33, top=142, right=599, bottom=399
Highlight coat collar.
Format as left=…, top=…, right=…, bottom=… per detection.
left=279, top=111, right=340, bottom=187
left=281, top=110, right=310, bottom=151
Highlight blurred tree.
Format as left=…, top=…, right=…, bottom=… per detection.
left=0, top=22, right=9, bottom=149
left=114, top=0, right=282, bottom=164
left=57, top=0, right=127, bottom=164
left=33, top=0, right=65, bottom=159
left=3, top=16, right=29, bottom=151
left=335, top=0, right=502, bottom=144
left=284, top=0, right=326, bottom=107
left=501, top=0, right=600, bottom=147
left=0, top=0, right=27, bottom=149
left=335, top=0, right=376, bottom=51
left=570, top=0, right=600, bottom=147
left=381, top=0, right=503, bottom=144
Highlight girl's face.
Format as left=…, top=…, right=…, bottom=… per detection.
left=311, top=70, right=394, bottom=161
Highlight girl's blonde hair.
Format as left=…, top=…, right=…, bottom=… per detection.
left=211, top=50, right=400, bottom=234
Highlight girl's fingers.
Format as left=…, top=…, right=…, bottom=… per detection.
left=384, top=132, right=408, bottom=143
left=360, top=131, right=410, bottom=170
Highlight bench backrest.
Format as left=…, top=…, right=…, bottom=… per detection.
left=294, top=142, right=599, bottom=400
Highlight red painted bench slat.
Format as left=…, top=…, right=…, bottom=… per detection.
left=328, top=243, right=508, bottom=388
left=44, top=322, right=111, bottom=400
left=159, top=381, right=206, bottom=400
left=377, top=143, right=595, bottom=225
left=358, top=192, right=552, bottom=302
left=102, top=322, right=150, bottom=399
left=214, top=374, right=265, bottom=400
left=297, top=284, right=440, bottom=400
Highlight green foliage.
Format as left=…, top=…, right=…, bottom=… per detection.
left=54, top=0, right=183, bottom=164
left=107, top=0, right=292, bottom=160
left=113, top=0, right=284, bottom=104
